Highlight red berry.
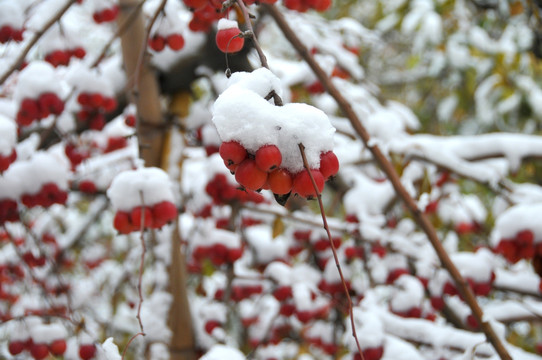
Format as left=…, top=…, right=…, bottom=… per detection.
left=151, top=201, right=177, bottom=228
left=216, top=27, right=244, bottom=53
left=267, top=168, right=293, bottom=194
left=204, top=320, right=221, bottom=334
left=78, top=92, right=90, bottom=106
left=292, top=169, right=325, bottom=198
left=319, top=151, right=339, bottom=179
left=72, top=46, right=86, bottom=59
left=79, top=344, right=97, bottom=360
left=219, top=141, right=247, bottom=165
left=114, top=211, right=133, bottom=234
left=255, top=144, right=282, bottom=172
left=167, top=33, right=185, bottom=51
left=8, top=340, right=25, bottom=355
left=149, top=35, right=166, bottom=51
left=49, top=339, right=67, bottom=356
left=89, top=93, right=104, bottom=108
left=79, top=180, right=97, bottom=194
left=183, top=0, right=208, bottom=10
left=125, top=114, right=136, bottom=127
left=102, top=97, right=117, bottom=112
left=30, top=343, right=49, bottom=360
left=235, top=159, right=268, bottom=191
left=131, top=206, right=154, bottom=229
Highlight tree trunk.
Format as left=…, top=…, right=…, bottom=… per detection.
left=117, top=2, right=196, bottom=359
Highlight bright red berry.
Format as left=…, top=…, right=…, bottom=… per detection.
left=79, top=180, right=97, bottom=194
left=267, top=168, right=293, bottom=195
left=151, top=201, right=178, bottom=228
left=49, top=339, right=67, bottom=356
left=219, top=141, right=247, bottom=165
left=149, top=35, right=166, bottom=51
left=255, top=144, right=282, bottom=172
left=79, top=344, right=97, bottom=360
left=216, top=26, right=244, bottom=53
left=235, top=159, right=268, bottom=191
left=8, top=340, right=25, bottom=355
left=167, top=33, right=185, bottom=51
left=319, top=151, right=339, bottom=179
left=131, top=206, right=154, bottom=229
left=30, top=343, right=49, bottom=360
left=114, top=211, right=133, bottom=234
left=292, top=169, right=325, bottom=198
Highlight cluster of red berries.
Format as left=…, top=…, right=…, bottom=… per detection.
left=191, top=242, right=243, bottom=267
left=44, top=47, right=86, bottom=67
left=148, top=33, right=185, bottom=52
left=304, top=334, right=339, bottom=356
left=494, top=229, right=540, bottom=264
left=430, top=274, right=495, bottom=311
left=113, top=201, right=178, bottom=234
left=187, top=4, right=224, bottom=32
left=21, top=183, right=68, bottom=208
left=219, top=141, right=339, bottom=199
left=215, top=20, right=244, bottom=53
left=0, top=199, right=18, bottom=225
left=0, top=25, right=23, bottom=43
left=205, top=173, right=265, bottom=205
left=77, top=92, right=117, bottom=130
left=92, top=5, right=119, bottom=23
left=8, top=338, right=74, bottom=360
left=0, top=149, right=17, bottom=172
left=214, top=283, right=263, bottom=302
left=283, top=0, right=332, bottom=12
left=16, top=93, right=65, bottom=127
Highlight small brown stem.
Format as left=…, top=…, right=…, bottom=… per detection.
left=0, top=0, right=78, bottom=85
left=236, top=0, right=283, bottom=106
left=268, top=5, right=511, bottom=360
left=298, top=143, right=364, bottom=359
left=136, top=190, right=147, bottom=334
left=122, top=332, right=145, bottom=359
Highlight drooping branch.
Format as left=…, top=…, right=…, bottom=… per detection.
left=0, top=0, right=78, bottom=85
left=264, top=4, right=512, bottom=360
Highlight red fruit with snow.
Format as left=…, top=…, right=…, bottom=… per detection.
left=219, top=141, right=247, bottom=166
left=149, top=35, right=166, bottom=52
left=267, top=168, right=293, bottom=195
left=255, top=144, right=282, bottom=172
left=167, top=33, right=185, bottom=51
left=93, top=5, right=119, bottom=23
left=319, top=151, right=339, bottom=179
left=8, top=340, right=25, bottom=355
left=215, top=19, right=244, bottom=53
left=49, top=339, right=67, bottom=356
left=235, top=159, right=268, bottom=191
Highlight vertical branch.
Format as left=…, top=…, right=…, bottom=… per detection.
left=298, top=144, right=364, bottom=359
left=266, top=5, right=512, bottom=360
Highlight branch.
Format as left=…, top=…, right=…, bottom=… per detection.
left=264, top=5, right=512, bottom=360
left=0, top=0, right=78, bottom=85
left=298, top=143, right=364, bottom=359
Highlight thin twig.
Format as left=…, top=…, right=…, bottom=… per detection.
left=235, top=0, right=283, bottom=106
left=0, top=0, right=78, bottom=85
left=266, top=5, right=512, bottom=360
left=122, top=332, right=145, bottom=359
left=136, top=190, right=147, bottom=334
left=298, top=143, right=364, bottom=359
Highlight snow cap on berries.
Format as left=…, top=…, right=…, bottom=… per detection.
left=0, top=1, right=24, bottom=29
left=217, top=18, right=240, bottom=31
left=212, top=68, right=335, bottom=174
left=0, top=115, right=16, bottom=156
left=107, top=167, right=177, bottom=211
left=14, top=61, right=63, bottom=104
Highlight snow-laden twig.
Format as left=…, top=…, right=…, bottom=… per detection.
left=264, top=4, right=513, bottom=360
left=0, top=0, right=78, bottom=85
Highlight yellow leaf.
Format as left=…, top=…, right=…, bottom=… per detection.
left=272, top=217, right=285, bottom=238
left=169, top=91, right=191, bottom=118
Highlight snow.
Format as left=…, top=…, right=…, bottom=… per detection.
left=13, top=61, right=64, bottom=104
left=107, top=167, right=177, bottom=211
left=0, top=115, right=16, bottom=155
left=217, top=19, right=238, bottom=31
left=491, top=202, right=542, bottom=245
left=0, top=1, right=24, bottom=28
left=212, top=68, right=336, bottom=173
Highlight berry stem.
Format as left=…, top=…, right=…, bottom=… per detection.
left=269, top=5, right=512, bottom=360
left=235, top=0, right=283, bottom=106
left=297, top=143, right=364, bottom=359
left=136, top=190, right=147, bottom=335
